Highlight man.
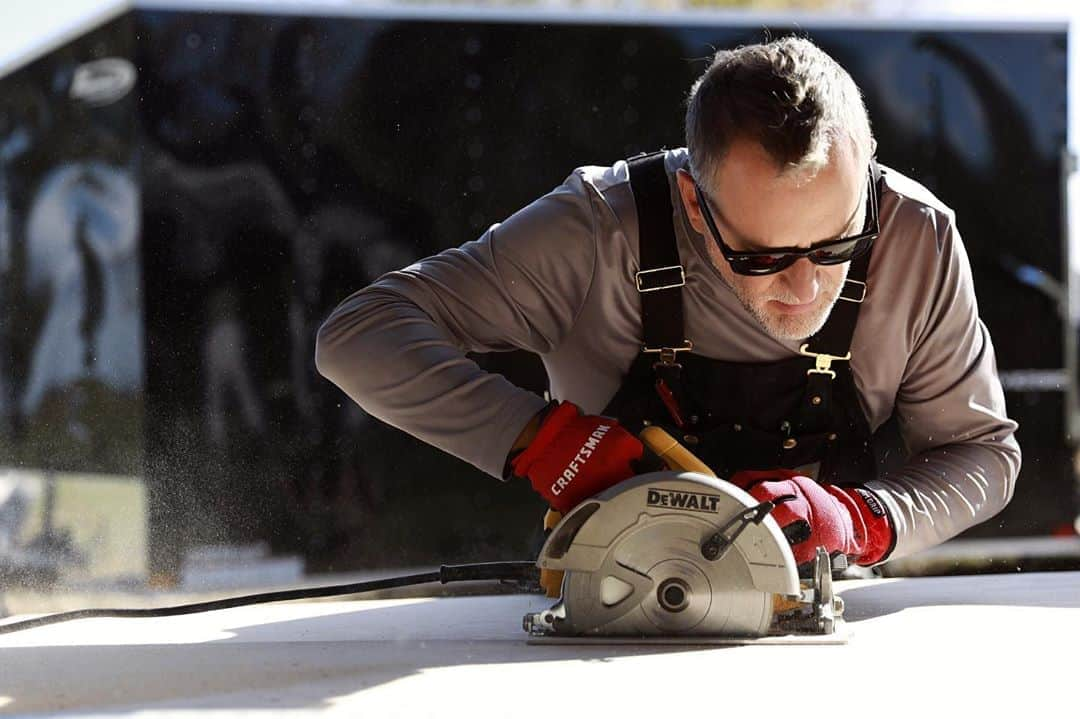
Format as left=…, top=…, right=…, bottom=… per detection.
left=316, top=37, right=1020, bottom=571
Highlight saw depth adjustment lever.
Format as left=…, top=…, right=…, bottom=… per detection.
left=700, top=495, right=796, bottom=562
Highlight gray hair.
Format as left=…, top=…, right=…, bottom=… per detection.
left=685, top=36, right=874, bottom=193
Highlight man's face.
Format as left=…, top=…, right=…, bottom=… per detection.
left=677, top=138, right=866, bottom=341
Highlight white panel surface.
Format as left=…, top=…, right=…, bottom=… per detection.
left=1, top=572, right=1078, bottom=717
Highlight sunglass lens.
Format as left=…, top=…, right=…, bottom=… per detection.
left=736, top=254, right=797, bottom=275
left=808, top=238, right=862, bottom=265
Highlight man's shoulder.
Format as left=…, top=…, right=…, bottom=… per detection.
left=570, top=158, right=631, bottom=195
left=556, top=148, right=687, bottom=243
left=569, top=147, right=688, bottom=194
left=880, top=164, right=956, bottom=225
left=872, top=166, right=969, bottom=311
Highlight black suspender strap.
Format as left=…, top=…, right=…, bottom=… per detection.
left=627, top=152, right=693, bottom=365
left=799, top=158, right=883, bottom=375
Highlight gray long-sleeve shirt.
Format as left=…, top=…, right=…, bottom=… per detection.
left=316, top=148, right=1020, bottom=561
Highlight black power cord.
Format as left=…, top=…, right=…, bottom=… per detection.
left=0, top=561, right=539, bottom=636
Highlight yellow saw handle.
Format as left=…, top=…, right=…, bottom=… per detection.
left=538, top=426, right=715, bottom=597
left=639, top=426, right=717, bottom=477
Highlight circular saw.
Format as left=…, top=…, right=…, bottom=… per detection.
left=523, top=467, right=846, bottom=643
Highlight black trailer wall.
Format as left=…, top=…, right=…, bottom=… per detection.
left=1, top=9, right=1073, bottom=576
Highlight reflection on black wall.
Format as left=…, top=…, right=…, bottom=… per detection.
left=5, top=11, right=1072, bottom=576
left=0, top=16, right=142, bottom=477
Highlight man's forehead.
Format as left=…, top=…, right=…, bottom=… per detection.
left=709, top=183, right=863, bottom=251
left=708, top=148, right=864, bottom=250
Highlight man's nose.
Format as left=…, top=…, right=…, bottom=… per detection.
left=780, top=258, right=819, bottom=304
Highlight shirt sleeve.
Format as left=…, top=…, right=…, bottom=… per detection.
left=865, top=209, right=1022, bottom=561
left=315, top=170, right=600, bottom=478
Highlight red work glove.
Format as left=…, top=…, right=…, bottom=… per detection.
left=510, top=402, right=648, bottom=513
left=729, top=469, right=893, bottom=568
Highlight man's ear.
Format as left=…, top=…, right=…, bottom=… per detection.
left=675, top=168, right=707, bottom=236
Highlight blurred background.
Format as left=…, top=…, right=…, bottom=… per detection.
left=2, top=0, right=1079, bottom=612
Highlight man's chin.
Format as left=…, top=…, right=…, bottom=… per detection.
left=755, top=305, right=833, bottom=341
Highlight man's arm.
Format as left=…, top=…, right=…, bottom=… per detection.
left=315, top=171, right=600, bottom=479
left=865, top=209, right=1021, bottom=562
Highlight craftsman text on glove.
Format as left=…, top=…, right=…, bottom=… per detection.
left=551, top=424, right=612, bottom=497
left=647, top=488, right=722, bottom=514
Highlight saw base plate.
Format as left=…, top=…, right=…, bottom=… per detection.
left=526, top=622, right=849, bottom=646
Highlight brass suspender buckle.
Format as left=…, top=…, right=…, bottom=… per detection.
left=643, top=340, right=694, bottom=367
left=798, top=344, right=851, bottom=380
left=635, top=265, right=686, bottom=292
left=838, top=278, right=867, bottom=303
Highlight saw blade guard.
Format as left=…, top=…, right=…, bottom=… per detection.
left=533, top=471, right=801, bottom=637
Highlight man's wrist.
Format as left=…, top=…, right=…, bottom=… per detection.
left=511, top=410, right=545, bottom=453
left=503, top=400, right=557, bottom=479
left=846, top=485, right=896, bottom=565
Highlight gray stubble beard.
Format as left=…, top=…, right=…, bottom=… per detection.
left=737, top=262, right=850, bottom=342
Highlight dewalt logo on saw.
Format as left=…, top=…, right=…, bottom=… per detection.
left=646, top=488, right=722, bottom=513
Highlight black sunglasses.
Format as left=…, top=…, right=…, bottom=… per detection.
left=694, top=166, right=880, bottom=277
